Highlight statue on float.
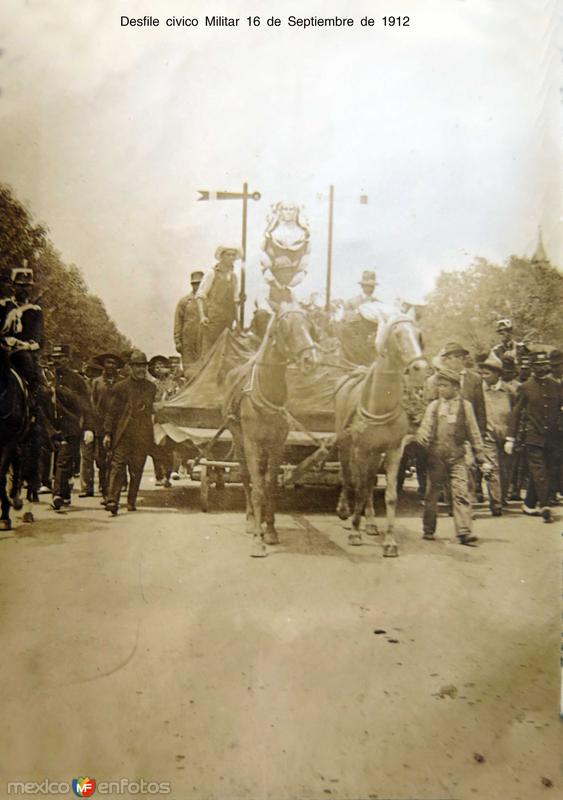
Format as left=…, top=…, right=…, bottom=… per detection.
left=260, top=201, right=310, bottom=308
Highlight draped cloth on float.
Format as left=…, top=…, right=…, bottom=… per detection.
left=154, top=329, right=353, bottom=445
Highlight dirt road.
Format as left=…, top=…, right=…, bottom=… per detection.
left=0, top=479, right=560, bottom=800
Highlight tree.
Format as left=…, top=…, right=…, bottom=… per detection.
left=0, top=183, right=131, bottom=363
left=420, top=255, right=563, bottom=357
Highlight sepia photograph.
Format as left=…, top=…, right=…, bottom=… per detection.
left=0, top=1, right=561, bottom=798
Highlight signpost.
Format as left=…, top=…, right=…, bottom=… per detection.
left=197, top=183, right=261, bottom=328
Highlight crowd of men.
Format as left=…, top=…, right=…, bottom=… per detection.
left=1, top=255, right=562, bottom=540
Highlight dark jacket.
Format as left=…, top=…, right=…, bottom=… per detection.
left=508, top=376, right=562, bottom=447
left=104, top=376, right=156, bottom=450
left=53, top=367, right=95, bottom=437
left=91, top=374, right=119, bottom=434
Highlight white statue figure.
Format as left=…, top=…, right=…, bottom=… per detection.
left=261, top=201, right=310, bottom=290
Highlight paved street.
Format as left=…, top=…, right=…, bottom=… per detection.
left=0, top=474, right=560, bottom=800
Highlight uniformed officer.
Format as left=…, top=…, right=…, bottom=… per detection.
left=491, top=319, right=526, bottom=365
left=50, top=344, right=95, bottom=510
left=196, top=246, right=242, bottom=356
left=104, top=350, right=157, bottom=515
left=343, top=270, right=379, bottom=312
left=3, top=267, right=44, bottom=401
left=505, top=352, right=562, bottom=522
left=174, top=270, right=204, bottom=370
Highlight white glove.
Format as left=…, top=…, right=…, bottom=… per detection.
left=504, top=439, right=514, bottom=456
left=83, top=430, right=94, bottom=445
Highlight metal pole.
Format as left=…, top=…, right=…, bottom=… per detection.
left=325, top=184, right=334, bottom=311
left=240, top=182, right=248, bottom=329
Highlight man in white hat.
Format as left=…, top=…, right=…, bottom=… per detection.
left=196, top=246, right=242, bottom=355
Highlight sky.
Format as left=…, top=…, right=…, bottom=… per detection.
left=1, top=0, right=561, bottom=353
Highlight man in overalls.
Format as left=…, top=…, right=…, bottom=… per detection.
left=196, top=245, right=241, bottom=355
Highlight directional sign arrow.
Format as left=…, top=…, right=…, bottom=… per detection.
left=198, top=189, right=261, bottom=201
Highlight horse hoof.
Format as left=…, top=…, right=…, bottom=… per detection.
left=11, top=497, right=23, bottom=511
left=336, top=503, right=350, bottom=521
left=250, top=541, right=267, bottom=558
left=348, top=532, right=362, bottom=546
left=264, top=530, right=279, bottom=545
left=22, top=512, right=34, bottom=523
left=0, top=519, right=12, bottom=531
left=365, top=524, right=379, bottom=536
left=383, top=545, right=399, bottom=558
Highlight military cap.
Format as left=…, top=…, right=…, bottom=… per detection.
left=129, top=349, right=148, bottom=365
left=549, top=349, right=563, bottom=366
left=93, top=352, right=125, bottom=369
left=439, top=341, right=469, bottom=358
left=51, top=343, right=71, bottom=359
left=190, top=270, right=204, bottom=283
left=496, top=318, right=512, bottom=332
left=215, top=245, right=242, bottom=261
left=500, top=353, right=516, bottom=365
left=532, top=351, right=550, bottom=366
left=11, top=267, right=34, bottom=285
left=481, top=353, right=503, bottom=373
left=436, top=366, right=461, bottom=385
left=148, top=354, right=170, bottom=377
left=359, top=270, right=377, bottom=287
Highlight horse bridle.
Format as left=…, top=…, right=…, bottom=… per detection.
left=375, top=315, right=424, bottom=372
left=259, top=308, right=317, bottom=366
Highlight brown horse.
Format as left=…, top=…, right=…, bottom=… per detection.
left=335, top=305, right=427, bottom=556
left=224, top=303, right=319, bottom=557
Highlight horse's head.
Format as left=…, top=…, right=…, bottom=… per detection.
left=362, top=303, right=427, bottom=383
left=273, top=303, right=319, bottom=375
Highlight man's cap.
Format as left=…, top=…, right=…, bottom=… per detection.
left=549, top=348, right=563, bottom=366
left=359, top=270, right=377, bottom=287
left=215, top=245, right=242, bottom=261
left=129, top=349, right=148, bottom=365
left=496, top=318, right=512, bottom=332
left=500, top=353, right=516, bottom=365
left=532, top=351, right=550, bottom=367
left=168, top=355, right=181, bottom=366
left=148, top=354, right=170, bottom=377
left=93, top=352, right=125, bottom=369
left=51, top=343, right=71, bottom=358
left=190, top=270, right=204, bottom=283
left=519, top=354, right=532, bottom=366
left=480, top=353, right=503, bottom=373
left=11, top=267, right=34, bottom=285
left=439, top=341, right=469, bottom=358
left=436, top=366, right=461, bottom=385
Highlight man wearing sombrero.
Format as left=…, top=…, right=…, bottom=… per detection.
left=196, top=245, right=242, bottom=355
left=344, top=269, right=379, bottom=313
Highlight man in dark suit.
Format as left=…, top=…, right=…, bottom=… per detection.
left=103, top=350, right=156, bottom=515
left=505, top=352, right=562, bottom=522
left=50, top=344, right=95, bottom=510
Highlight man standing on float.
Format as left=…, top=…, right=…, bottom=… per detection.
left=196, top=245, right=241, bottom=355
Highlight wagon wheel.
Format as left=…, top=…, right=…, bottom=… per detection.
left=200, top=465, right=209, bottom=512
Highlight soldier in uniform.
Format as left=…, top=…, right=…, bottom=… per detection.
left=104, top=350, right=157, bottom=515
left=196, top=246, right=241, bottom=356
left=174, top=270, right=203, bottom=371
left=491, top=319, right=526, bottom=365
left=343, top=270, right=379, bottom=312
left=50, top=344, right=95, bottom=510
left=505, top=352, right=562, bottom=522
